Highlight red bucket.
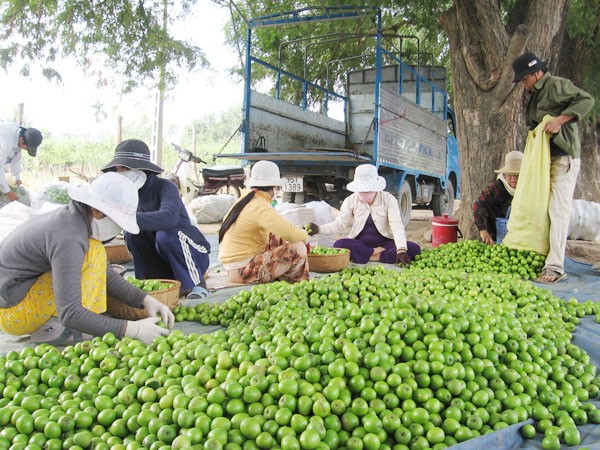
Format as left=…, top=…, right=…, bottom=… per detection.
left=432, top=214, right=461, bottom=248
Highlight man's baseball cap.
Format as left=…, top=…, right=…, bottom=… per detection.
left=23, top=128, right=43, bottom=157
left=512, top=52, right=547, bottom=83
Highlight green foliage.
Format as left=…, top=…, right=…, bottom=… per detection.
left=0, top=0, right=208, bottom=92
left=177, top=106, right=243, bottom=163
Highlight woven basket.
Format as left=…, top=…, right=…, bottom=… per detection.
left=308, top=250, right=351, bottom=273
left=107, top=279, right=181, bottom=320
left=104, top=242, right=132, bottom=264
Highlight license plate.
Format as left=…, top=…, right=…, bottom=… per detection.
left=282, top=176, right=303, bottom=192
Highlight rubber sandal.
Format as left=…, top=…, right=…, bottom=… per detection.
left=186, top=285, right=210, bottom=300
left=535, top=270, right=567, bottom=284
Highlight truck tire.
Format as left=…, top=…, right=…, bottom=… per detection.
left=397, top=181, right=412, bottom=227
left=432, top=180, right=454, bottom=216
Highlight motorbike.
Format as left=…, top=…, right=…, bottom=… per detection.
left=168, top=143, right=246, bottom=204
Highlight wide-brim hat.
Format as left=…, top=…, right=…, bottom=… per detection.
left=68, top=172, right=140, bottom=234
left=347, top=164, right=386, bottom=192
left=512, top=52, right=547, bottom=83
left=23, top=128, right=43, bottom=157
left=101, top=139, right=163, bottom=173
left=248, top=160, right=283, bottom=187
left=494, top=151, right=523, bottom=175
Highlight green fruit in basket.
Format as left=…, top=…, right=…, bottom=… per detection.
left=310, top=245, right=348, bottom=255
left=158, top=283, right=171, bottom=290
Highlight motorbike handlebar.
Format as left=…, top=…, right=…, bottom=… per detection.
left=171, top=143, right=207, bottom=164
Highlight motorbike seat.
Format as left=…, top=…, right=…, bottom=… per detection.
left=202, top=166, right=245, bottom=178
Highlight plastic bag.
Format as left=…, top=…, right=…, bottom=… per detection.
left=38, top=181, right=71, bottom=204
left=502, top=116, right=553, bottom=255
left=0, top=185, right=30, bottom=208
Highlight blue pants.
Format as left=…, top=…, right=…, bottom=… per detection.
left=333, top=215, right=420, bottom=264
left=125, top=229, right=210, bottom=291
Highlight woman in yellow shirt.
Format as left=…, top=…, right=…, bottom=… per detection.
left=218, top=161, right=309, bottom=284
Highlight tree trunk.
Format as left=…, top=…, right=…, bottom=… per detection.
left=440, top=0, right=568, bottom=239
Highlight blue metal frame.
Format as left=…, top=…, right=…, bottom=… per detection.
left=242, top=5, right=459, bottom=200
left=249, top=6, right=379, bottom=28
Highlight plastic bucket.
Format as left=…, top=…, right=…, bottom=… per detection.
left=432, top=214, right=460, bottom=248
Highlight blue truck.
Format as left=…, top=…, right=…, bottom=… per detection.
left=218, top=5, right=460, bottom=225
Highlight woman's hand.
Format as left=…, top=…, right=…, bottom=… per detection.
left=479, top=230, right=494, bottom=245
left=396, top=251, right=410, bottom=266
left=304, top=223, right=319, bottom=235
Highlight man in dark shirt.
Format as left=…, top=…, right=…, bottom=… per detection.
left=512, top=52, right=594, bottom=283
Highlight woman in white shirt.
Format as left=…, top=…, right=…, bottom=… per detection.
left=307, top=164, right=420, bottom=265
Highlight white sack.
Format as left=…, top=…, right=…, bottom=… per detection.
left=569, top=199, right=600, bottom=241
left=189, top=194, right=236, bottom=224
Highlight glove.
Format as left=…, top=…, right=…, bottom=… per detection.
left=304, top=223, right=320, bottom=236
left=125, top=316, right=170, bottom=344
left=143, top=295, right=175, bottom=329
left=396, top=251, right=411, bottom=266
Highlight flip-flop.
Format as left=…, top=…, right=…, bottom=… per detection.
left=186, top=285, right=210, bottom=300
left=535, top=270, right=567, bottom=284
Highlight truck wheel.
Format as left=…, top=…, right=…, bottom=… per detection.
left=397, top=181, right=412, bottom=227
left=432, top=180, right=454, bottom=216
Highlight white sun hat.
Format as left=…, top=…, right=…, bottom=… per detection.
left=248, top=161, right=283, bottom=187
left=68, top=172, right=140, bottom=234
left=346, top=164, right=386, bottom=192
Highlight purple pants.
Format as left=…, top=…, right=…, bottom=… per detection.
left=333, top=215, right=421, bottom=264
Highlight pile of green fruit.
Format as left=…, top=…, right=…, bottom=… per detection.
left=412, top=240, right=545, bottom=280
left=0, top=265, right=599, bottom=450
left=125, top=277, right=175, bottom=292
left=309, top=245, right=349, bottom=256
left=42, top=183, right=70, bottom=204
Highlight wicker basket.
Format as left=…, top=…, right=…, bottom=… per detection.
left=104, top=242, right=132, bottom=264
left=308, top=250, right=351, bottom=273
left=107, top=279, right=181, bottom=320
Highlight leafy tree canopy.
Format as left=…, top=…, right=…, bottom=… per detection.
left=0, top=0, right=208, bottom=92
left=222, top=0, right=598, bottom=108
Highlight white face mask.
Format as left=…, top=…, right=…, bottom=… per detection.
left=91, top=216, right=123, bottom=242
left=358, top=192, right=377, bottom=203
left=119, top=169, right=147, bottom=189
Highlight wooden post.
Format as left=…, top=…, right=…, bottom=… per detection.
left=16, top=104, right=24, bottom=125
left=116, top=116, right=123, bottom=144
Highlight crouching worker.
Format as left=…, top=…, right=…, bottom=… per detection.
left=0, top=172, right=174, bottom=345
left=473, top=151, right=523, bottom=245
left=305, top=164, right=420, bottom=266
left=218, top=161, right=310, bottom=284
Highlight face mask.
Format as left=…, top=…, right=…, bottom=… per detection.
left=91, top=216, right=123, bottom=243
left=119, top=169, right=147, bottom=189
left=358, top=192, right=376, bottom=203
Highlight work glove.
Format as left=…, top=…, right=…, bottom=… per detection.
left=304, top=223, right=320, bottom=236
left=143, top=295, right=175, bottom=329
left=396, top=251, right=411, bottom=266
left=125, top=317, right=170, bottom=345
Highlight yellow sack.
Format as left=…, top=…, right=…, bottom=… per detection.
left=502, top=115, right=553, bottom=255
